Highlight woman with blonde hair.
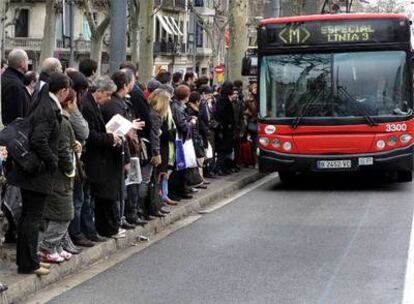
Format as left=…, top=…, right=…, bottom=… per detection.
left=149, top=89, right=177, bottom=212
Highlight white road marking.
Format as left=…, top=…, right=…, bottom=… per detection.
left=402, top=207, right=414, bottom=304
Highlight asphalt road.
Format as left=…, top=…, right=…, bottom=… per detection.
left=47, top=173, right=414, bottom=304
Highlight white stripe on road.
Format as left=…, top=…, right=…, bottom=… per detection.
left=402, top=207, right=414, bottom=304
left=198, top=172, right=278, bottom=214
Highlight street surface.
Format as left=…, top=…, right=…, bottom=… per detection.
left=46, top=173, right=414, bottom=304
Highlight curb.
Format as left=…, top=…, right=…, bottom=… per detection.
left=1, top=169, right=264, bottom=304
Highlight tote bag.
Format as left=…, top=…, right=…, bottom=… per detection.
left=183, top=129, right=198, bottom=169
left=175, top=135, right=186, bottom=171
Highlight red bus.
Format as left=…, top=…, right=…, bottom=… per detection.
left=244, top=14, right=414, bottom=183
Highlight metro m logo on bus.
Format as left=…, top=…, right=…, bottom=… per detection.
left=279, top=26, right=311, bottom=44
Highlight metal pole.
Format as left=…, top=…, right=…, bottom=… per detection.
left=264, top=0, right=281, bottom=18
left=192, top=10, right=196, bottom=73
left=271, top=0, right=280, bottom=18
left=109, top=0, right=127, bottom=74
left=0, top=0, right=6, bottom=60
left=69, top=0, right=75, bottom=67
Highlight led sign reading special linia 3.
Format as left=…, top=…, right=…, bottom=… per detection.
left=261, top=18, right=410, bottom=48
left=320, top=25, right=375, bottom=42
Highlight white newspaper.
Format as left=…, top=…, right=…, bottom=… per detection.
left=125, top=157, right=142, bottom=185
left=105, top=114, right=133, bottom=137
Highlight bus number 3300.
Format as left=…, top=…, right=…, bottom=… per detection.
left=385, top=123, right=407, bottom=132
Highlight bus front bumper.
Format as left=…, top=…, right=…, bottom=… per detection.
left=259, top=145, right=414, bottom=174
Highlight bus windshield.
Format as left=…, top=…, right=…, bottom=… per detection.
left=260, top=51, right=412, bottom=119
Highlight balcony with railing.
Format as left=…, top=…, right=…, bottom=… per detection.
left=154, top=0, right=186, bottom=10
left=4, top=37, right=108, bottom=54
left=154, top=41, right=186, bottom=55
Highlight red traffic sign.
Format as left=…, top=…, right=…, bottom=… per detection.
left=215, top=66, right=224, bottom=73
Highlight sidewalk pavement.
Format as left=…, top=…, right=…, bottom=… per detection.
left=0, top=168, right=263, bottom=304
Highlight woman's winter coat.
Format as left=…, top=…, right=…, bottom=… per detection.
left=43, top=114, right=75, bottom=221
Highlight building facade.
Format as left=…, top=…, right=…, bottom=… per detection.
left=3, top=0, right=217, bottom=77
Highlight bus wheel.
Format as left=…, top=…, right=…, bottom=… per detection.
left=278, top=171, right=296, bottom=184
left=397, top=171, right=413, bottom=182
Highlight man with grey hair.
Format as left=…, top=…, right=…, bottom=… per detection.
left=1, top=48, right=30, bottom=125
left=33, top=57, right=63, bottom=97
left=78, top=76, right=121, bottom=242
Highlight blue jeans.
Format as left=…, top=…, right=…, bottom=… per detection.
left=69, top=182, right=96, bottom=240
left=161, top=175, right=169, bottom=201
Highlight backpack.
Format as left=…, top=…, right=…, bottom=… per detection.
left=0, top=87, right=47, bottom=174
left=0, top=117, right=42, bottom=174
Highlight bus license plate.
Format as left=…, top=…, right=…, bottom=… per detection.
left=317, top=160, right=352, bottom=169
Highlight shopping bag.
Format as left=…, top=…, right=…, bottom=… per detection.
left=175, top=136, right=186, bottom=171
left=205, top=142, right=213, bottom=159
left=183, top=138, right=198, bottom=169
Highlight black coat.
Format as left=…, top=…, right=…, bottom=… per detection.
left=80, top=92, right=122, bottom=201
left=6, top=89, right=61, bottom=194
left=129, top=84, right=151, bottom=140
left=1, top=67, right=31, bottom=125
left=171, top=100, right=190, bottom=139
left=215, top=94, right=235, bottom=153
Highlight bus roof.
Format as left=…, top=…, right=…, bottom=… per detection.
left=259, top=13, right=409, bottom=25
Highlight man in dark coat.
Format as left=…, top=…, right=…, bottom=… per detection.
left=7, top=72, right=70, bottom=275
left=214, top=81, right=235, bottom=175
left=32, top=57, right=63, bottom=99
left=80, top=76, right=125, bottom=238
left=1, top=48, right=30, bottom=125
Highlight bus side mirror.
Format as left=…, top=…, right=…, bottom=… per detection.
left=241, top=54, right=258, bottom=76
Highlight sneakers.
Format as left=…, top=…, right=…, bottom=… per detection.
left=112, top=228, right=126, bottom=239
left=58, top=249, right=73, bottom=261
left=38, top=251, right=64, bottom=264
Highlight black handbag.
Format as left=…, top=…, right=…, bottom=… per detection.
left=144, top=169, right=163, bottom=216
left=185, top=167, right=203, bottom=187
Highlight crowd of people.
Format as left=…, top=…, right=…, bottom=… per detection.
left=0, top=48, right=258, bottom=277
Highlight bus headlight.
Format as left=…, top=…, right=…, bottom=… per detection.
left=376, top=140, right=386, bottom=150
left=283, top=141, right=292, bottom=151
left=271, top=138, right=280, bottom=148
left=400, top=134, right=412, bottom=144
left=259, top=137, right=269, bottom=146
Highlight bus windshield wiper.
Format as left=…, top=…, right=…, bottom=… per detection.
left=291, top=87, right=323, bottom=129
left=337, top=87, right=378, bottom=126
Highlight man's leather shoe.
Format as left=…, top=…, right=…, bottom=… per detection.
left=122, top=221, right=136, bottom=230
left=134, top=218, right=148, bottom=225
left=34, top=267, right=50, bottom=276
left=151, top=211, right=166, bottom=217
left=181, top=193, right=193, bottom=199
left=195, top=184, right=208, bottom=189
left=63, top=244, right=82, bottom=255
left=165, top=199, right=178, bottom=206
left=169, top=195, right=181, bottom=202
left=73, top=237, right=95, bottom=247
left=160, top=207, right=170, bottom=214
left=87, top=234, right=107, bottom=243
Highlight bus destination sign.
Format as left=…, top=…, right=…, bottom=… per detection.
left=260, top=18, right=410, bottom=48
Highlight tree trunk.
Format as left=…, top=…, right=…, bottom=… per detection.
left=228, top=0, right=248, bottom=81
left=90, top=34, right=103, bottom=72
left=129, top=0, right=140, bottom=65
left=138, top=0, right=154, bottom=84
left=39, top=0, right=59, bottom=67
